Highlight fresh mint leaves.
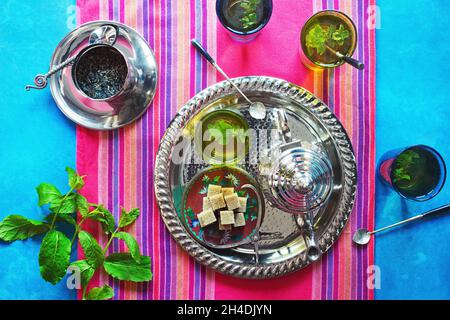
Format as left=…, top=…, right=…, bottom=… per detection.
left=103, top=253, right=152, bottom=282
left=85, top=205, right=116, bottom=234
left=118, top=207, right=140, bottom=228
left=0, top=215, right=49, bottom=242
left=66, top=167, right=85, bottom=190
left=78, top=230, right=104, bottom=269
left=39, top=230, right=72, bottom=285
left=70, top=260, right=95, bottom=288
left=36, top=183, right=62, bottom=206
left=114, top=231, right=142, bottom=263
left=86, top=285, right=114, bottom=300
left=0, top=167, right=152, bottom=300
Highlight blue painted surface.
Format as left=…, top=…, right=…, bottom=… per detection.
left=376, top=0, right=450, bottom=299
left=0, top=1, right=76, bottom=299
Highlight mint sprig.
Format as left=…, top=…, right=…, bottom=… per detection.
left=0, top=167, right=152, bottom=300
left=393, top=150, right=421, bottom=183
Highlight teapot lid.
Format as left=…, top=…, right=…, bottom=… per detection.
left=265, top=142, right=333, bottom=213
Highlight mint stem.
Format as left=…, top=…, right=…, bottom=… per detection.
left=70, top=217, right=87, bottom=245
left=102, top=226, right=120, bottom=255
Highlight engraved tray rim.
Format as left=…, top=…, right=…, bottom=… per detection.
left=154, top=76, right=357, bottom=279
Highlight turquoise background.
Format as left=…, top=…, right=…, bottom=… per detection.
left=0, top=0, right=448, bottom=299
left=0, top=1, right=77, bottom=299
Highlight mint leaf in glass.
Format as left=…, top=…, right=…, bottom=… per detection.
left=306, top=24, right=328, bottom=56
left=38, top=230, right=71, bottom=285
left=331, top=24, right=350, bottom=46
left=0, top=215, right=49, bottom=242
left=306, top=23, right=350, bottom=56
left=239, top=0, right=261, bottom=29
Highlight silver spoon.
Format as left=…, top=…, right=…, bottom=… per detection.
left=353, top=204, right=450, bottom=245
left=191, top=39, right=266, bottom=119
left=325, top=44, right=364, bottom=70
left=26, top=25, right=118, bottom=90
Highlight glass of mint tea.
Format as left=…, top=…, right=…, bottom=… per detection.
left=216, top=0, right=273, bottom=42
left=300, top=10, right=357, bottom=70
left=378, top=145, right=446, bottom=201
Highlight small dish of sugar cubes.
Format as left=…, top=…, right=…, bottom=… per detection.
left=197, top=184, right=248, bottom=230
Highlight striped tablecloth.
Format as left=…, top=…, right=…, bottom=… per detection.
left=76, top=0, right=376, bottom=300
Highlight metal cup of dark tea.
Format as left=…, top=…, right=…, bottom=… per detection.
left=378, top=145, right=447, bottom=201
left=72, top=44, right=129, bottom=101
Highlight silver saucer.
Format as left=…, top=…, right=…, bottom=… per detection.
left=154, top=76, right=357, bottom=279
left=49, top=21, right=158, bottom=130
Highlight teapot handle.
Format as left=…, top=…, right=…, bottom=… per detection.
left=241, top=183, right=264, bottom=265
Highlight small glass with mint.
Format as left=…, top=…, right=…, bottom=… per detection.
left=378, top=145, right=446, bottom=201
left=300, top=10, right=357, bottom=70
left=216, top=0, right=273, bottom=42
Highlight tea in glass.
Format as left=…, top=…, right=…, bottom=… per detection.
left=378, top=145, right=446, bottom=201
left=300, top=10, right=357, bottom=70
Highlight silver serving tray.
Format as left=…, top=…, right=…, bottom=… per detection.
left=155, top=76, right=357, bottom=278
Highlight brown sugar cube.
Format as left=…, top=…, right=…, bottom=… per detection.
left=219, top=223, right=232, bottom=231
left=224, top=193, right=240, bottom=211
left=209, top=193, right=226, bottom=211
left=197, top=209, right=217, bottom=228
left=234, top=212, right=246, bottom=227
left=202, top=197, right=212, bottom=211
left=238, top=197, right=248, bottom=212
left=207, top=184, right=222, bottom=197
left=222, top=187, right=235, bottom=196
left=220, top=210, right=235, bottom=225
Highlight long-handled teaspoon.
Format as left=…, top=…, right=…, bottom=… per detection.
left=325, top=44, right=364, bottom=70
left=353, top=204, right=450, bottom=246
left=191, top=39, right=266, bottom=119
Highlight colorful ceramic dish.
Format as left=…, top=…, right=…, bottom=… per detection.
left=181, top=166, right=263, bottom=249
